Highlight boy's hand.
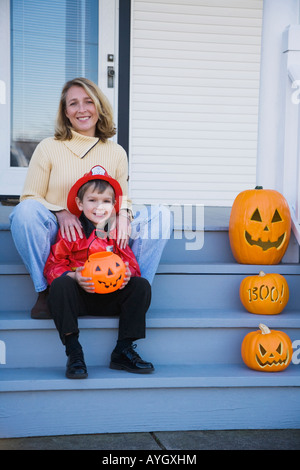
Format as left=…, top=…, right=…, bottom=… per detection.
left=69, top=266, right=95, bottom=293
left=119, top=262, right=131, bottom=289
left=68, top=264, right=131, bottom=292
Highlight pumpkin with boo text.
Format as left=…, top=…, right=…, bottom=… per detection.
left=229, top=187, right=291, bottom=264
left=239, top=271, right=289, bottom=315
left=82, top=251, right=126, bottom=294
left=241, top=324, right=292, bottom=372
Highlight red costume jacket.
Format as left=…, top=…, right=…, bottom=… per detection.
left=44, top=215, right=140, bottom=285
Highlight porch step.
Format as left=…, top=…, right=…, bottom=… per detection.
left=2, top=263, right=300, bottom=311
left=1, top=364, right=300, bottom=438
left=1, top=308, right=300, bottom=369
left=2, top=363, right=300, bottom=392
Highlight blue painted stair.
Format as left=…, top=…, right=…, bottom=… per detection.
left=1, top=204, right=300, bottom=438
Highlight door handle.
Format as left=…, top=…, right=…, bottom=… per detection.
left=107, top=66, right=115, bottom=88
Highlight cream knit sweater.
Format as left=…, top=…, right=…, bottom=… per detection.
left=20, top=130, right=131, bottom=213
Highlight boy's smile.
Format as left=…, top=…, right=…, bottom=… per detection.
left=75, top=186, right=115, bottom=228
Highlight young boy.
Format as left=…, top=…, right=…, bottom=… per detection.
left=44, top=165, right=153, bottom=379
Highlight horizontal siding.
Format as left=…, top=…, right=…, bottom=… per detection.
left=129, top=0, right=263, bottom=206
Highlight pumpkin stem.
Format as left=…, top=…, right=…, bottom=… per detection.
left=255, top=185, right=263, bottom=190
left=259, top=271, right=266, bottom=277
left=259, top=323, right=271, bottom=335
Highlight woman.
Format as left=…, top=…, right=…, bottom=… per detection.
left=10, top=77, right=172, bottom=318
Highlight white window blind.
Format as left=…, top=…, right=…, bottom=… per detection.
left=10, top=0, right=98, bottom=167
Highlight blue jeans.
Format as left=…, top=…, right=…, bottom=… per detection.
left=130, top=204, right=173, bottom=285
left=9, top=200, right=173, bottom=292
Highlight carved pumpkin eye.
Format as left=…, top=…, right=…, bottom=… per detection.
left=276, top=342, right=282, bottom=354
left=251, top=208, right=262, bottom=222
left=96, top=266, right=101, bottom=271
left=271, top=210, right=282, bottom=223
left=259, top=344, right=267, bottom=356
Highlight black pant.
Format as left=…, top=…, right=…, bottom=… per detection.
left=47, top=275, right=151, bottom=345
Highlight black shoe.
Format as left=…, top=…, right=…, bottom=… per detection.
left=31, top=288, right=52, bottom=319
left=110, top=344, right=154, bottom=374
left=66, top=349, right=88, bottom=379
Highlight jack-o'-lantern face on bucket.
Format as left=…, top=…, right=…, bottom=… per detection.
left=229, top=187, right=291, bottom=264
left=82, top=251, right=126, bottom=294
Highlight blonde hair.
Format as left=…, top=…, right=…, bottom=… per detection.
left=55, top=77, right=116, bottom=142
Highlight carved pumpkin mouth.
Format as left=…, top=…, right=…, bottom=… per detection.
left=255, top=342, right=290, bottom=368
left=245, top=231, right=285, bottom=251
left=255, top=350, right=289, bottom=368
left=97, top=274, right=122, bottom=289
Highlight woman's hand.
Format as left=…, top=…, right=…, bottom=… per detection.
left=119, top=262, right=131, bottom=289
left=68, top=266, right=95, bottom=293
left=116, top=211, right=132, bottom=249
left=55, top=209, right=83, bottom=242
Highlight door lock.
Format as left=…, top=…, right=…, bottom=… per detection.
left=107, top=66, right=115, bottom=88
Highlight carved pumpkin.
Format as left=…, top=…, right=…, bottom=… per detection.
left=82, top=251, right=126, bottom=294
left=241, top=323, right=293, bottom=372
left=229, top=186, right=291, bottom=264
left=239, top=271, right=289, bottom=315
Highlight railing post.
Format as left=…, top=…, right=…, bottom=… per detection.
left=256, top=0, right=300, bottom=192
left=283, top=25, right=300, bottom=244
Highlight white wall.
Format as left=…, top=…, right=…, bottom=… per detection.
left=129, top=0, right=263, bottom=206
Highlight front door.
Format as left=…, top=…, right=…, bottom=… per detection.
left=0, top=0, right=119, bottom=197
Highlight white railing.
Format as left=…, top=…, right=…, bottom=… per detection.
left=256, top=2, right=300, bottom=260
left=284, top=25, right=300, bottom=245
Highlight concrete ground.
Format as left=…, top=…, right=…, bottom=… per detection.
left=0, top=430, right=300, bottom=450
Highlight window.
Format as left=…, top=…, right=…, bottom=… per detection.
left=10, top=0, right=98, bottom=167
